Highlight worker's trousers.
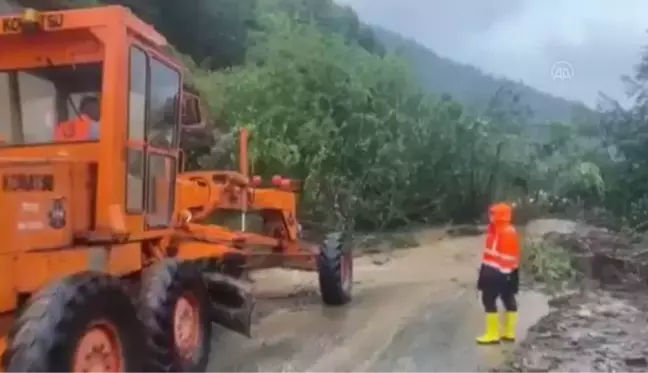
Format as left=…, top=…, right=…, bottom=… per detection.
left=477, top=264, right=519, bottom=313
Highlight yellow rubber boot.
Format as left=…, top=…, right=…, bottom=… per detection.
left=501, top=311, right=518, bottom=342
left=476, top=313, right=500, bottom=344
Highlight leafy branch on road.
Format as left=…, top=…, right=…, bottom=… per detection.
left=521, top=240, right=579, bottom=292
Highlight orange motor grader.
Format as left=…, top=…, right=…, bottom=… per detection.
left=0, top=5, right=353, bottom=373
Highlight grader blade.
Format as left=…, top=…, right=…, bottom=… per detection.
left=204, top=272, right=254, bottom=337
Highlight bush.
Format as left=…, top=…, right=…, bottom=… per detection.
left=521, top=240, right=579, bottom=292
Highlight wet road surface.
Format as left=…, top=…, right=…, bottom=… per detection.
left=207, top=230, right=549, bottom=372
left=366, top=291, right=548, bottom=372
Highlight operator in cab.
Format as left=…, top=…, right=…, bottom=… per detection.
left=476, top=202, right=521, bottom=345
left=54, top=96, right=101, bottom=141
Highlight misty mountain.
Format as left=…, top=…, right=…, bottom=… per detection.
left=373, top=26, right=595, bottom=123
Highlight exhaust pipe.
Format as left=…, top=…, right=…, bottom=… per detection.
left=203, top=272, right=254, bottom=337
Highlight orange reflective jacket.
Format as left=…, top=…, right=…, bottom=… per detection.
left=482, top=203, right=520, bottom=274
left=485, top=222, right=496, bottom=250
left=54, top=115, right=92, bottom=141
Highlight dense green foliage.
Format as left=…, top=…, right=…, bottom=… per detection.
left=17, top=0, right=648, bottom=232
left=176, top=0, right=606, bottom=230
left=595, top=57, right=648, bottom=227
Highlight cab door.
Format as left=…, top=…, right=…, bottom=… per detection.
left=143, top=54, right=180, bottom=229
left=125, top=46, right=179, bottom=229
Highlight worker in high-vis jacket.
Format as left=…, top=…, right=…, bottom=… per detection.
left=54, top=96, right=101, bottom=141
left=476, top=202, right=520, bottom=344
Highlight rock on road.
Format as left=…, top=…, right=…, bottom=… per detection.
left=207, top=229, right=549, bottom=372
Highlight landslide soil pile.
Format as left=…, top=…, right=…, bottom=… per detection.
left=525, top=219, right=648, bottom=288
left=499, top=290, right=648, bottom=372
left=498, top=219, right=648, bottom=372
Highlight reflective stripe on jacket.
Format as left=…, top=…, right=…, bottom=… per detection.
left=481, top=224, right=520, bottom=274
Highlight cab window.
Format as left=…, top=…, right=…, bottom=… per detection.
left=144, top=57, right=180, bottom=227
left=126, top=47, right=147, bottom=213
left=0, top=63, right=102, bottom=145
left=147, top=57, right=180, bottom=148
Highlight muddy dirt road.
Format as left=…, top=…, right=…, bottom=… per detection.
left=207, top=229, right=549, bottom=372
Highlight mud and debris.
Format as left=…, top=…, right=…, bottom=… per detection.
left=526, top=218, right=648, bottom=288
left=499, top=290, right=648, bottom=372
left=500, top=219, right=648, bottom=372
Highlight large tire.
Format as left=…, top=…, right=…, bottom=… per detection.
left=139, top=259, right=211, bottom=372
left=317, top=232, right=353, bottom=306
left=4, top=272, right=146, bottom=372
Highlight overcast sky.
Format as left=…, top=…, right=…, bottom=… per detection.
left=336, top=0, right=648, bottom=107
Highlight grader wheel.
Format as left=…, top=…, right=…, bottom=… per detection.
left=139, top=259, right=211, bottom=372
left=4, top=272, right=146, bottom=372
left=317, top=232, right=353, bottom=306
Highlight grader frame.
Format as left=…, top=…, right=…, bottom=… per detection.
left=0, top=5, right=352, bottom=372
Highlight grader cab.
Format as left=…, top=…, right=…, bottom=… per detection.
left=0, top=5, right=353, bottom=373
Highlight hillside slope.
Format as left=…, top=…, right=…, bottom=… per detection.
left=373, top=26, right=594, bottom=123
